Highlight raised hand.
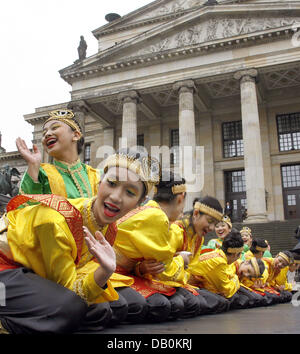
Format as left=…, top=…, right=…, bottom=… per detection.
left=83, top=226, right=116, bottom=274
left=16, top=138, right=42, bottom=166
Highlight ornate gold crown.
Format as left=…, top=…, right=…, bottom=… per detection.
left=194, top=202, right=223, bottom=221
left=240, top=226, right=252, bottom=235
left=250, top=257, right=261, bottom=278
left=103, top=153, right=160, bottom=194
left=221, top=215, right=232, bottom=228
left=43, top=109, right=82, bottom=136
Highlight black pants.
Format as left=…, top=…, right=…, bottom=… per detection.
left=228, top=289, right=250, bottom=310
left=0, top=268, right=112, bottom=334
left=109, top=287, right=148, bottom=324
left=146, top=290, right=186, bottom=322
left=197, top=288, right=230, bottom=314
left=176, top=287, right=204, bottom=318
left=238, top=287, right=266, bottom=308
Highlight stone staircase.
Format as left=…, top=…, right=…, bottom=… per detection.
left=205, top=219, right=300, bottom=256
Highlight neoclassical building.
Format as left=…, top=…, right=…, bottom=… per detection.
left=3, top=0, right=300, bottom=223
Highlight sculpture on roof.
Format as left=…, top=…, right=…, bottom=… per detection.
left=77, top=35, right=87, bottom=61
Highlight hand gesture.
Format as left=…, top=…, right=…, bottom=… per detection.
left=139, top=259, right=165, bottom=275
left=175, top=251, right=192, bottom=269
left=83, top=226, right=116, bottom=274
left=16, top=138, right=42, bottom=166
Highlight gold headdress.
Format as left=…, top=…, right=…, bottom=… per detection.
left=240, top=226, right=252, bottom=236
left=226, top=246, right=244, bottom=254
left=221, top=215, right=232, bottom=228
left=103, top=153, right=160, bottom=194
left=171, top=184, right=186, bottom=195
left=250, top=257, right=261, bottom=278
left=277, top=252, right=293, bottom=265
left=194, top=202, right=223, bottom=222
left=43, top=109, right=82, bottom=136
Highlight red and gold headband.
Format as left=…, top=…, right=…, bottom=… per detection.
left=250, top=257, right=261, bottom=278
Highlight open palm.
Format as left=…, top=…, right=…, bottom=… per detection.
left=16, top=138, right=42, bottom=165
left=83, top=226, right=116, bottom=274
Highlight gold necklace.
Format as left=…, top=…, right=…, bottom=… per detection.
left=83, top=197, right=104, bottom=232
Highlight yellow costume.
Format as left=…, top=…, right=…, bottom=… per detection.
left=272, top=266, right=292, bottom=291
left=188, top=249, right=240, bottom=298
left=2, top=194, right=119, bottom=304
left=112, top=200, right=188, bottom=297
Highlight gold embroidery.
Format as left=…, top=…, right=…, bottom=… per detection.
left=0, top=320, right=9, bottom=334
left=55, top=160, right=92, bottom=198
left=72, top=275, right=89, bottom=304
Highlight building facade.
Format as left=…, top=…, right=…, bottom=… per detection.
left=3, top=0, right=300, bottom=222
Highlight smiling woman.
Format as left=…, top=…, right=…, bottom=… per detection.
left=16, top=109, right=100, bottom=199
left=0, top=149, right=160, bottom=334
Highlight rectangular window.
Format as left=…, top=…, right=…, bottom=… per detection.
left=84, top=143, right=91, bottom=165
left=137, top=134, right=144, bottom=147
left=282, top=165, right=300, bottom=189
left=170, top=129, right=179, bottom=165
left=222, top=121, right=244, bottom=158
left=277, top=112, right=300, bottom=151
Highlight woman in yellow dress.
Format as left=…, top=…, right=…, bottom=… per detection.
left=111, top=171, right=204, bottom=322
left=238, top=239, right=276, bottom=306
left=170, top=196, right=230, bottom=314
left=0, top=150, right=158, bottom=334
left=204, top=215, right=232, bottom=250
left=16, top=109, right=100, bottom=198
left=188, top=230, right=265, bottom=310
left=263, top=250, right=294, bottom=303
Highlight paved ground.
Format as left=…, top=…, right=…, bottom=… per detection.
left=103, top=302, right=300, bottom=334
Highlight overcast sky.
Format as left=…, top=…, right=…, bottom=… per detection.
left=0, top=0, right=153, bottom=152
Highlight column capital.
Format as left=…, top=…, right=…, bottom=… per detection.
left=233, top=69, right=258, bottom=84
left=173, top=79, right=196, bottom=94
left=118, top=90, right=140, bottom=104
left=67, top=100, right=89, bottom=114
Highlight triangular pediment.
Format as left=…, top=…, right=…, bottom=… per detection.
left=93, top=0, right=300, bottom=38
left=60, top=2, right=300, bottom=78
left=98, top=4, right=300, bottom=61
left=93, top=0, right=215, bottom=38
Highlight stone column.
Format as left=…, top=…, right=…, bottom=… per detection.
left=173, top=80, right=198, bottom=210
left=118, top=91, right=139, bottom=149
left=234, top=69, right=268, bottom=223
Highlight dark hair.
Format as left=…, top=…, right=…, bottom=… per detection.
left=256, top=259, right=265, bottom=277
left=70, top=116, right=85, bottom=155
left=222, top=229, right=244, bottom=255
left=153, top=170, right=185, bottom=203
left=278, top=250, right=294, bottom=264
left=193, top=195, right=223, bottom=214
left=250, top=239, right=268, bottom=254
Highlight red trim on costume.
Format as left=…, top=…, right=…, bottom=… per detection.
left=6, top=194, right=84, bottom=265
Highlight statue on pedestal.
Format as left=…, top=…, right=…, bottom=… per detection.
left=77, top=35, right=87, bottom=61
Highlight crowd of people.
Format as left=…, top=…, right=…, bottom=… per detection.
left=0, top=109, right=299, bottom=334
